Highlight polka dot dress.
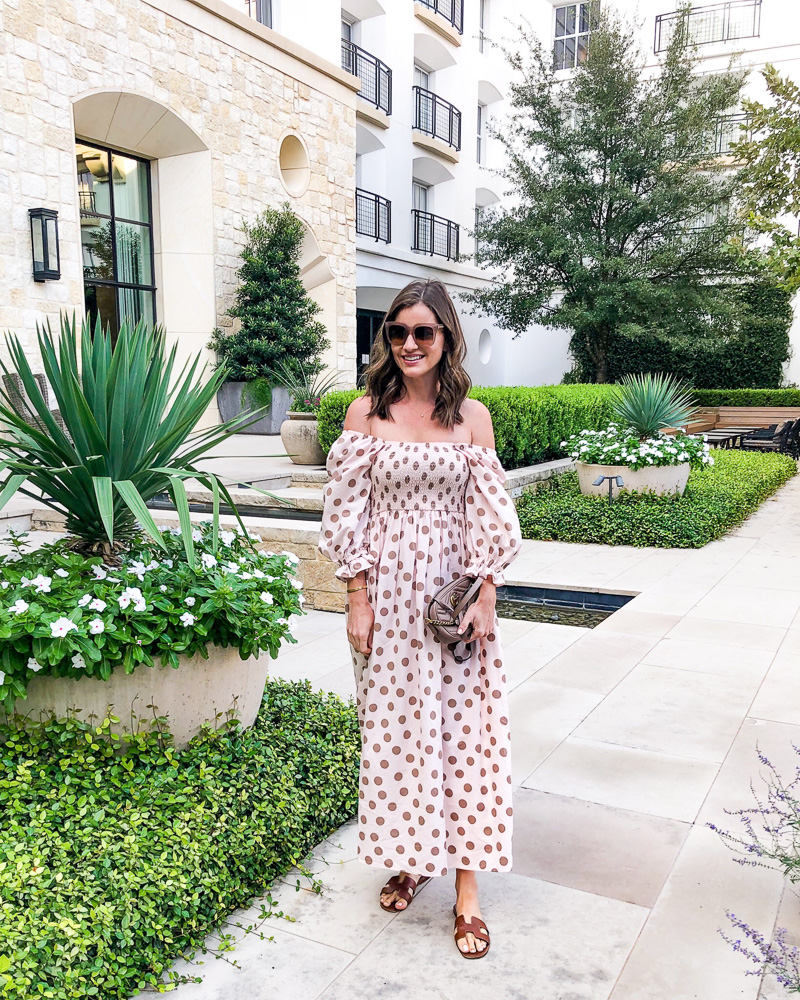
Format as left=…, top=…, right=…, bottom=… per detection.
left=319, top=430, right=522, bottom=875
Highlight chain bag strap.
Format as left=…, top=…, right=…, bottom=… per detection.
left=424, top=575, right=484, bottom=663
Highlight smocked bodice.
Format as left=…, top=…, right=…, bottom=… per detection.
left=370, top=441, right=470, bottom=513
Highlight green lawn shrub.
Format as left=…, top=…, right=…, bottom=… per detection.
left=691, top=388, right=800, bottom=407
left=516, top=450, right=797, bottom=548
left=0, top=679, right=360, bottom=998
left=318, top=385, right=618, bottom=468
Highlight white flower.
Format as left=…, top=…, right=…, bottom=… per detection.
left=91, top=565, right=108, bottom=580
left=291, top=579, right=303, bottom=590
left=0, top=670, right=4, bottom=686
left=89, top=598, right=107, bottom=612
left=146, top=560, right=159, bottom=571
left=31, top=575, right=52, bottom=594
left=160, top=585, right=167, bottom=592
left=185, top=596, right=196, bottom=607
left=164, top=559, right=174, bottom=569
left=220, top=530, right=236, bottom=546
left=253, top=569, right=265, bottom=579
left=298, top=594, right=305, bottom=606
left=280, top=551, right=300, bottom=565
left=180, top=612, right=196, bottom=627
left=191, top=528, right=202, bottom=542
left=50, top=617, right=78, bottom=638
left=260, top=591, right=274, bottom=605
left=0, top=582, right=8, bottom=589
left=71, top=653, right=87, bottom=670
left=133, top=599, right=147, bottom=612
left=88, top=619, right=105, bottom=634
left=78, top=594, right=93, bottom=607
left=201, top=553, right=217, bottom=570
left=55, top=568, right=69, bottom=578
left=27, top=657, right=43, bottom=672
left=11, top=600, right=29, bottom=615
left=240, top=572, right=253, bottom=580
left=118, top=587, right=144, bottom=611
left=224, top=562, right=239, bottom=574
left=118, top=594, right=131, bottom=609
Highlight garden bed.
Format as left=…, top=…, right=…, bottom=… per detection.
left=0, top=680, right=360, bottom=998
left=516, top=450, right=797, bottom=548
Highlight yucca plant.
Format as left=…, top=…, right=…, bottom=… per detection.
left=0, top=314, right=272, bottom=564
left=611, top=372, right=699, bottom=440
left=269, top=357, right=344, bottom=414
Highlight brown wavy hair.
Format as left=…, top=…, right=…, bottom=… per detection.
left=363, top=279, right=472, bottom=429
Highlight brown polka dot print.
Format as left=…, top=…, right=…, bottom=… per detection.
left=319, top=430, right=522, bottom=875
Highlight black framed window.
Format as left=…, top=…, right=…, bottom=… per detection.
left=75, top=141, right=156, bottom=340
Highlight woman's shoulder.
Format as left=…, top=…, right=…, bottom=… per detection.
left=461, top=398, right=495, bottom=449
left=343, top=394, right=373, bottom=434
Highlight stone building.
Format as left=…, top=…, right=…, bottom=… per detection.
left=0, top=0, right=360, bottom=411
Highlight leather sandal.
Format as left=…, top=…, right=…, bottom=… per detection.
left=379, top=873, right=431, bottom=912
left=452, top=904, right=491, bottom=959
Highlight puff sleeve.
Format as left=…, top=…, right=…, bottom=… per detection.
left=458, top=445, right=522, bottom=587
left=318, top=431, right=382, bottom=582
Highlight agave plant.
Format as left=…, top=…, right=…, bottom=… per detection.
left=269, top=357, right=344, bottom=413
left=611, top=372, right=699, bottom=439
left=0, top=314, right=270, bottom=564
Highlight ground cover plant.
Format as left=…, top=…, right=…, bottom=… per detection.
left=0, top=679, right=360, bottom=998
left=516, top=450, right=796, bottom=548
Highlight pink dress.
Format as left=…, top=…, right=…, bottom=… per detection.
left=319, top=429, right=522, bottom=876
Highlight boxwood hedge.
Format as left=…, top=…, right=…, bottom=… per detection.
left=516, top=450, right=797, bottom=548
left=0, top=680, right=360, bottom=998
left=318, top=385, right=617, bottom=469
left=690, top=388, right=800, bottom=407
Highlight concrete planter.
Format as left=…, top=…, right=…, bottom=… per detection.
left=9, top=646, right=269, bottom=748
left=280, top=411, right=326, bottom=465
left=576, top=461, right=691, bottom=499
left=217, top=381, right=290, bottom=435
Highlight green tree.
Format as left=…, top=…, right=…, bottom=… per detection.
left=466, top=7, right=766, bottom=383
left=209, top=204, right=329, bottom=381
left=735, top=64, right=800, bottom=292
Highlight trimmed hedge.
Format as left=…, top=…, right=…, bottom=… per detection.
left=516, top=450, right=797, bottom=548
left=690, top=388, right=800, bottom=407
left=0, top=680, right=360, bottom=998
left=318, top=386, right=618, bottom=469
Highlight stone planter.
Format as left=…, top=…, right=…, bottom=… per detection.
left=217, top=381, right=290, bottom=435
left=576, top=461, right=691, bottom=499
left=280, top=411, right=326, bottom=465
left=8, top=646, right=269, bottom=748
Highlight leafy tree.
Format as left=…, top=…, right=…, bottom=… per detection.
left=735, top=64, right=800, bottom=292
left=466, top=6, right=766, bottom=383
left=209, top=204, right=329, bottom=382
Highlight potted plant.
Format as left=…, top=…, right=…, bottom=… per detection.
left=0, top=315, right=305, bottom=745
left=209, top=204, right=330, bottom=434
left=271, top=360, right=343, bottom=465
left=562, top=373, right=713, bottom=498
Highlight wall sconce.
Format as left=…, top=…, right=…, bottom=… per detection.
left=29, top=208, right=61, bottom=282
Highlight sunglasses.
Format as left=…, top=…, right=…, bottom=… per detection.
left=384, top=322, right=444, bottom=346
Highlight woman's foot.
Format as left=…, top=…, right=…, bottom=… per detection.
left=379, top=872, right=429, bottom=911
left=454, top=870, right=488, bottom=955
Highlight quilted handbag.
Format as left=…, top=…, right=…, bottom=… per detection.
left=424, top=575, right=484, bottom=663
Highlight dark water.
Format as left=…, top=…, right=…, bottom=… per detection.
left=495, top=598, right=611, bottom=629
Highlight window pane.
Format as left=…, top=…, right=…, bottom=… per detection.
left=553, top=38, right=567, bottom=70
left=555, top=6, right=568, bottom=37
left=76, top=144, right=111, bottom=216
left=579, top=2, right=595, bottom=33
left=563, top=36, right=576, bottom=68
left=564, top=5, right=576, bottom=35
left=85, top=283, right=118, bottom=342
left=118, top=287, right=155, bottom=329
left=577, top=32, right=590, bottom=63
left=111, top=155, right=150, bottom=223
left=115, top=222, right=152, bottom=286
left=81, top=219, right=114, bottom=281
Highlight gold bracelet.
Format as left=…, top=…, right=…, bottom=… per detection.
left=346, top=585, right=367, bottom=593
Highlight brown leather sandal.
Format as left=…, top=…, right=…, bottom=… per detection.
left=452, top=904, right=491, bottom=959
left=379, top=873, right=431, bottom=912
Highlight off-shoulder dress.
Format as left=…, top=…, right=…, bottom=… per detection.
left=319, top=430, right=522, bottom=875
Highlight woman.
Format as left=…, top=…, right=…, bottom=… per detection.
left=318, top=279, right=521, bottom=958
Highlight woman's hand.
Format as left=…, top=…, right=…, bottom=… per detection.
left=346, top=589, right=374, bottom=656
left=457, top=582, right=497, bottom=643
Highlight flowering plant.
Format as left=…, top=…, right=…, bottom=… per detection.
left=561, top=423, right=713, bottom=471
left=0, top=523, right=303, bottom=709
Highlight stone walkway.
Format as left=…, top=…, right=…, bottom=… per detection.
left=167, top=475, right=800, bottom=999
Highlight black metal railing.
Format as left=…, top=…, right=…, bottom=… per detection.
left=356, top=189, right=391, bottom=243
left=654, top=0, right=761, bottom=53
left=412, top=209, right=459, bottom=260
left=342, top=40, right=392, bottom=116
left=416, top=0, right=464, bottom=33
left=79, top=190, right=96, bottom=213
left=244, top=0, right=272, bottom=27
left=713, top=113, right=751, bottom=155
left=413, top=87, right=461, bottom=150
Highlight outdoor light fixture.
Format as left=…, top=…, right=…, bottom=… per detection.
left=593, top=473, right=625, bottom=503
left=29, top=208, right=60, bottom=282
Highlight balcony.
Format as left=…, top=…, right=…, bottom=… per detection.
left=413, top=87, right=461, bottom=160
left=356, top=189, right=391, bottom=243
left=412, top=209, right=459, bottom=260
left=244, top=0, right=272, bottom=28
left=713, top=113, right=751, bottom=155
left=654, top=0, right=761, bottom=54
left=416, top=0, right=464, bottom=34
left=342, top=40, right=392, bottom=119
